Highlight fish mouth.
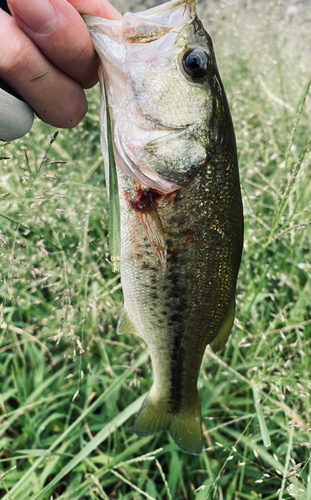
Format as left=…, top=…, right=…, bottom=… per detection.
left=84, top=0, right=195, bottom=45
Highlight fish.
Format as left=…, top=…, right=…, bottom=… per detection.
left=85, top=0, right=243, bottom=455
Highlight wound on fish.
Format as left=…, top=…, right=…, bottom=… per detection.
left=129, top=186, right=163, bottom=212
left=129, top=186, right=168, bottom=269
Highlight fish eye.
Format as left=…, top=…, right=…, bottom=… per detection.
left=182, top=48, right=209, bottom=78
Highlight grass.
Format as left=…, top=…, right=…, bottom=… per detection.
left=0, top=0, right=311, bottom=498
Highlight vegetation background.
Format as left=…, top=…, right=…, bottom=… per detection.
left=0, top=0, right=310, bottom=498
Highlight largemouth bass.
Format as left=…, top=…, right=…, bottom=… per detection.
left=85, top=0, right=243, bottom=455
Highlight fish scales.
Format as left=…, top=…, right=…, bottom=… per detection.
left=85, top=0, right=243, bottom=454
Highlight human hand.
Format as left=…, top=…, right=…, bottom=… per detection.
left=0, top=0, right=121, bottom=140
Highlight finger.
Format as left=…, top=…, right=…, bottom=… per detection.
left=7, top=0, right=103, bottom=89
left=67, top=0, right=122, bottom=19
left=0, top=9, right=87, bottom=128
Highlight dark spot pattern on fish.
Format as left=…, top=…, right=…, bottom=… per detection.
left=168, top=324, right=186, bottom=412
left=141, top=263, right=151, bottom=270
left=165, top=248, right=189, bottom=410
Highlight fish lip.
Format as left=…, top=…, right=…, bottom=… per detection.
left=82, top=15, right=122, bottom=30
left=83, top=0, right=196, bottom=24
left=133, top=0, right=196, bottom=17
left=83, top=0, right=196, bottom=40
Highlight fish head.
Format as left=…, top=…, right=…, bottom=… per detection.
left=85, top=0, right=234, bottom=192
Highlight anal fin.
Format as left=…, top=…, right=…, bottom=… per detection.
left=117, top=307, right=140, bottom=336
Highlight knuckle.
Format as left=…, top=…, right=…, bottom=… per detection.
left=71, top=41, right=91, bottom=66
left=65, top=43, right=97, bottom=86
left=0, top=36, right=32, bottom=78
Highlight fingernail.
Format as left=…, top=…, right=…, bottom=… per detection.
left=102, top=0, right=123, bottom=21
left=8, top=0, right=57, bottom=34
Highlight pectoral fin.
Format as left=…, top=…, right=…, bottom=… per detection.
left=136, top=204, right=167, bottom=270
left=210, top=298, right=235, bottom=352
left=117, top=307, right=140, bottom=336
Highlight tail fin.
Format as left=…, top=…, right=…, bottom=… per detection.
left=134, top=392, right=203, bottom=455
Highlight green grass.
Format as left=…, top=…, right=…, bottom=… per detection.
left=1, top=0, right=311, bottom=498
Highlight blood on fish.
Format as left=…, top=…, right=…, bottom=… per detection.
left=128, top=187, right=168, bottom=269
left=129, top=187, right=164, bottom=212
left=184, top=232, right=199, bottom=245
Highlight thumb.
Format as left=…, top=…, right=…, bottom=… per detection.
left=0, top=79, right=34, bottom=141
